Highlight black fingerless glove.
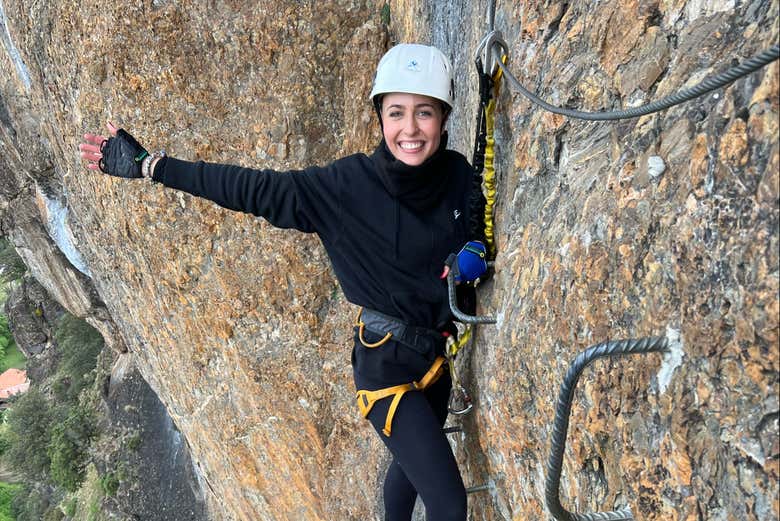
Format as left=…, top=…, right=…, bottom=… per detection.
left=99, top=129, right=148, bottom=178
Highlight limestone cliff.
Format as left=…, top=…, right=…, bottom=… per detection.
left=0, top=1, right=777, bottom=520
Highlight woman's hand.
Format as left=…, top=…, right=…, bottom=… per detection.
left=78, top=121, right=149, bottom=178
left=79, top=121, right=118, bottom=171
left=440, top=241, right=488, bottom=283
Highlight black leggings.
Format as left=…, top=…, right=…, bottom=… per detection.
left=364, top=372, right=467, bottom=521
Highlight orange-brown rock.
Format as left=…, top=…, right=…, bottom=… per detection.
left=1, top=1, right=777, bottom=520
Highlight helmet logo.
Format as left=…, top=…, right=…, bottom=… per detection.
left=406, top=59, right=421, bottom=72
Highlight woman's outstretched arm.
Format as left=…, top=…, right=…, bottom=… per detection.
left=79, top=122, right=341, bottom=236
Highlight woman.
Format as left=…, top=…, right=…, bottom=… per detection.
left=80, top=43, right=487, bottom=521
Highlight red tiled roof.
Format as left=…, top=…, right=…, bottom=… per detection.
left=0, top=368, right=29, bottom=399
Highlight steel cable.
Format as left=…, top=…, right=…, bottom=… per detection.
left=487, top=0, right=496, bottom=32
left=545, top=336, right=671, bottom=521
left=495, top=44, right=779, bottom=121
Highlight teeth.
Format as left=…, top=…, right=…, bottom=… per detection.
left=399, top=142, right=423, bottom=150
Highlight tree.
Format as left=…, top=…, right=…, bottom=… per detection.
left=3, top=389, right=52, bottom=479
left=48, top=405, right=96, bottom=491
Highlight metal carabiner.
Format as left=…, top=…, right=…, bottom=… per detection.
left=448, top=384, right=474, bottom=415
left=474, top=30, right=509, bottom=77
left=445, top=338, right=474, bottom=415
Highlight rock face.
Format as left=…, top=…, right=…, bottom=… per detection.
left=98, top=354, right=209, bottom=521
left=0, top=1, right=777, bottom=520
left=4, top=275, right=64, bottom=358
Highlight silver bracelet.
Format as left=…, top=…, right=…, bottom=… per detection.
left=142, top=150, right=166, bottom=178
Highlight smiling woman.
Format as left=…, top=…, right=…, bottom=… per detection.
left=78, top=43, right=487, bottom=521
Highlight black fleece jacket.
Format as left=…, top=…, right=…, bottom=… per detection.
left=152, top=142, right=485, bottom=329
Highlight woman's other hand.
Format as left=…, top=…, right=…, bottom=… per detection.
left=439, top=241, right=488, bottom=283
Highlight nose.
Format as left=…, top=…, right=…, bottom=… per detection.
left=402, top=113, right=419, bottom=135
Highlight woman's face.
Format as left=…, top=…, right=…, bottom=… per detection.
left=381, top=92, right=445, bottom=166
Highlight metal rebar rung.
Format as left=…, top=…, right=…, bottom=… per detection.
left=466, top=483, right=492, bottom=494
left=544, top=335, right=671, bottom=521
left=447, top=263, right=497, bottom=324
left=443, top=426, right=463, bottom=434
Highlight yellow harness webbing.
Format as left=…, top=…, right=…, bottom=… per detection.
left=356, top=355, right=447, bottom=437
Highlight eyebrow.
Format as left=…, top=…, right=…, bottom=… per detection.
left=385, top=103, right=437, bottom=110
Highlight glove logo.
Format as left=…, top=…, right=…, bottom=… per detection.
left=453, top=209, right=461, bottom=220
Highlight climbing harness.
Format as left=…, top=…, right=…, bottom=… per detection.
left=354, top=307, right=444, bottom=354
left=356, top=355, right=447, bottom=437
left=355, top=307, right=393, bottom=348
left=545, top=336, right=671, bottom=521
left=354, top=307, right=449, bottom=436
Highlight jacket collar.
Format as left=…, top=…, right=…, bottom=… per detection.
left=370, top=133, right=453, bottom=213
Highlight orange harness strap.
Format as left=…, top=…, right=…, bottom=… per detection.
left=356, top=356, right=447, bottom=436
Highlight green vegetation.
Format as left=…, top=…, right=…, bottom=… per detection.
left=0, top=316, right=25, bottom=373
left=0, top=237, right=109, bottom=520
left=66, top=466, right=107, bottom=521
left=51, top=314, right=103, bottom=403
left=0, top=482, right=22, bottom=521
left=0, top=347, right=25, bottom=374
left=0, top=312, right=26, bottom=373
left=98, top=472, right=119, bottom=497
left=0, top=237, right=27, bottom=375
left=126, top=432, right=142, bottom=452
left=2, top=388, right=52, bottom=479
left=49, top=405, right=96, bottom=492
left=0, top=422, right=10, bottom=458
left=63, top=496, right=77, bottom=517
left=0, top=311, right=104, bottom=520
left=9, top=484, right=50, bottom=521
left=0, top=316, right=10, bottom=362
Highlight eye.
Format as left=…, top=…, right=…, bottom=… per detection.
left=417, top=110, right=433, bottom=118
left=388, top=110, right=403, bottom=118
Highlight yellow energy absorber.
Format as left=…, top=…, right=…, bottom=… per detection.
left=483, top=56, right=505, bottom=259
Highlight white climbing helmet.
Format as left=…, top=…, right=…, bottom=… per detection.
left=369, top=43, right=454, bottom=108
